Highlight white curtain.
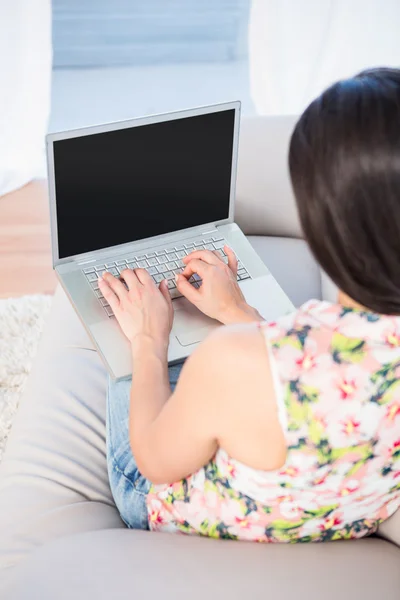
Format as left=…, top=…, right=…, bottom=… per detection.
left=0, top=0, right=52, bottom=196
left=249, top=0, right=400, bottom=116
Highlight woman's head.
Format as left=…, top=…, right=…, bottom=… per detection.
left=289, top=68, right=400, bottom=314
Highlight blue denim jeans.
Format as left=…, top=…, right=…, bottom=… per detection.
left=106, top=361, right=185, bottom=529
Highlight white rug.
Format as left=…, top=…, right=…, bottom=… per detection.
left=0, top=294, right=52, bottom=464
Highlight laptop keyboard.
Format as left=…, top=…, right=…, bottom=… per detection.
left=83, top=235, right=251, bottom=317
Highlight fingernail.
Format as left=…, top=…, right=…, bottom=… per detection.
left=175, top=274, right=179, bottom=282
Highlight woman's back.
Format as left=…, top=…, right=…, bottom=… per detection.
left=147, top=300, right=400, bottom=541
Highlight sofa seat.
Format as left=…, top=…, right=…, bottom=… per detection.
left=1, top=233, right=399, bottom=599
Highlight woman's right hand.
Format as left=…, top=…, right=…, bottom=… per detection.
left=175, top=246, right=262, bottom=324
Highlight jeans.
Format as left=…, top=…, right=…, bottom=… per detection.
left=106, top=361, right=185, bottom=529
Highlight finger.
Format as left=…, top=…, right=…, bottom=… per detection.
left=120, top=268, right=141, bottom=291
left=175, top=274, right=199, bottom=305
left=102, top=272, right=129, bottom=300
left=159, top=278, right=173, bottom=308
left=134, top=268, right=154, bottom=286
left=225, top=245, right=238, bottom=276
left=182, top=250, right=220, bottom=266
left=181, top=259, right=210, bottom=280
left=98, top=277, right=120, bottom=312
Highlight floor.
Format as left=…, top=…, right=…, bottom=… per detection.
left=0, top=181, right=57, bottom=299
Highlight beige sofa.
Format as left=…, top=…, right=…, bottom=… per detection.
left=1, top=116, right=399, bottom=599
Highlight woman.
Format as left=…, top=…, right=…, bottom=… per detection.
left=99, top=68, right=400, bottom=542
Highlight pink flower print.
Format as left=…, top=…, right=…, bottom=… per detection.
left=319, top=515, right=342, bottom=531
left=226, top=462, right=237, bottom=479
left=279, top=466, right=299, bottom=477
left=234, top=516, right=252, bottom=530
left=276, top=494, right=294, bottom=504
left=313, top=473, right=328, bottom=486
left=383, top=330, right=400, bottom=348
left=341, top=417, right=361, bottom=436
left=388, top=439, right=400, bottom=458
left=339, top=481, right=359, bottom=497
left=337, top=378, right=357, bottom=400
left=148, top=509, right=165, bottom=527
left=295, top=352, right=316, bottom=371
left=386, top=403, right=400, bottom=422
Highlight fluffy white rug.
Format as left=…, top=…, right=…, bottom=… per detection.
left=0, top=294, right=52, bottom=464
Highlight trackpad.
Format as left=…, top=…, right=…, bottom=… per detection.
left=174, top=303, right=219, bottom=347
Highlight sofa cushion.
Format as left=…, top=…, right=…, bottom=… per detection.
left=236, top=116, right=302, bottom=239
left=8, top=529, right=400, bottom=600
left=0, top=287, right=124, bottom=595
left=248, top=236, right=321, bottom=306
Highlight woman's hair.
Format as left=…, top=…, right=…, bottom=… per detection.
left=289, top=67, right=400, bottom=314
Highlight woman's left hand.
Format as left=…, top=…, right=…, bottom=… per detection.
left=98, top=269, right=173, bottom=352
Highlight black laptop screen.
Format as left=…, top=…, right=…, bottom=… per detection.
left=53, top=109, right=236, bottom=259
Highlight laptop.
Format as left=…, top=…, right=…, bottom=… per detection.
left=46, top=101, right=294, bottom=380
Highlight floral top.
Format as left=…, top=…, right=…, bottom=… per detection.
left=146, top=300, right=400, bottom=542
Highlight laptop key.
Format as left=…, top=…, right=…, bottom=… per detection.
left=212, top=236, right=224, bottom=242
left=147, top=257, right=158, bottom=266
left=184, top=243, right=195, bottom=249
left=167, top=279, right=176, bottom=290
left=204, top=244, right=214, bottom=251
left=239, top=273, right=250, bottom=280
left=213, top=240, right=225, bottom=250
left=170, top=288, right=183, bottom=299
left=105, top=262, right=116, bottom=268
left=137, top=260, right=148, bottom=268
left=97, top=269, right=106, bottom=277
left=87, top=273, right=98, bottom=282
left=147, top=266, right=158, bottom=276
left=175, top=245, right=185, bottom=251
left=176, top=259, right=185, bottom=268
left=165, top=271, right=174, bottom=280
left=166, top=261, right=177, bottom=270
left=136, top=255, right=146, bottom=261
left=91, top=281, right=100, bottom=290
left=157, top=255, right=168, bottom=264
left=83, top=267, right=95, bottom=274
left=146, top=252, right=156, bottom=258
left=157, top=264, right=168, bottom=273
left=95, top=289, right=103, bottom=298
left=238, top=268, right=247, bottom=276
left=107, top=267, right=119, bottom=276
left=176, top=250, right=186, bottom=258
left=105, top=306, right=114, bottom=317
left=156, top=250, right=166, bottom=256
left=100, top=298, right=109, bottom=307
left=153, top=274, right=164, bottom=283
left=166, top=252, right=177, bottom=260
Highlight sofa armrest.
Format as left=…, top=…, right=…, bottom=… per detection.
left=235, top=116, right=302, bottom=239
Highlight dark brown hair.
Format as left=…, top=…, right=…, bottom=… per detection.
left=289, top=68, right=400, bottom=314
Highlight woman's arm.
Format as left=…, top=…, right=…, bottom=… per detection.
left=98, top=249, right=285, bottom=485
left=129, top=325, right=286, bottom=485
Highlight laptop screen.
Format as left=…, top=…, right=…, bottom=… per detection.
left=53, top=109, right=236, bottom=259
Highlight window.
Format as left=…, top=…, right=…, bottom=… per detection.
left=50, top=0, right=254, bottom=132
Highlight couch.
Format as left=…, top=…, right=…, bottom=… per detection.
left=1, top=116, right=399, bottom=599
